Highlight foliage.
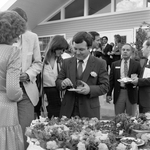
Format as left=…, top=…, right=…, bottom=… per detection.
left=135, top=21, right=150, bottom=58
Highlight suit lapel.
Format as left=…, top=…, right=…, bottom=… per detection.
left=21, top=33, right=29, bottom=72
left=82, top=55, right=95, bottom=83
left=69, top=57, right=77, bottom=87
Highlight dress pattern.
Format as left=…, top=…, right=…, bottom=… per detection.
left=0, top=44, right=24, bottom=150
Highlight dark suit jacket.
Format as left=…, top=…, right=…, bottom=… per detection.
left=107, top=59, right=141, bottom=104
left=138, top=58, right=150, bottom=107
left=103, top=44, right=112, bottom=56
left=56, top=55, right=109, bottom=119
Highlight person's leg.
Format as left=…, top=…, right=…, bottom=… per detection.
left=115, top=90, right=126, bottom=115
left=44, top=87, right=61, bottom=118
left=126, top=96, right=137, bottom=116
left=18, top=93, right=34, bottom=150
left=139, top=105, right=150, bottom=113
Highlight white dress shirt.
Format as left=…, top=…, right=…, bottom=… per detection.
left=43, top=60, right=58, bottom=87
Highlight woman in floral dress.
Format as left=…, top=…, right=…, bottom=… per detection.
left=0, top=11, right=26, bottom=150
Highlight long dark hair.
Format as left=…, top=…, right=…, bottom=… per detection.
left=44, top=35, right=69, bottom=64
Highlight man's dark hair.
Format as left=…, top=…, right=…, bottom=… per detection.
left=12, top=7, right=28, bottom=22
left=102, top=36, right=108, bottom=41
left=114, top=34, right=121, bottom=43
left=72, top=31, right=93, bottom=47
left=88, top=31, right=99, bottom=40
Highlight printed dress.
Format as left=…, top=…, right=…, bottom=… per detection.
left=0, top=44, right=24, bottom=150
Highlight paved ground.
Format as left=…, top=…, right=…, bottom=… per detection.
left=99, top=94, right=115, bottom=120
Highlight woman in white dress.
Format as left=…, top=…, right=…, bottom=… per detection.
left=0, top=11, right=26, bottom=150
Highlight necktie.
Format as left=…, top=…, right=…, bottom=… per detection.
left=124, top=60, right=128, bottom=77
left=57, top=56, right=62, bottom=74
left=77, top=60, right=83, bottom=79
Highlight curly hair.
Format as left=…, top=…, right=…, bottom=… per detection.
left=0, top=11, right=26, bottom=44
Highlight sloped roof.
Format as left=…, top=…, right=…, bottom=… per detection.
left=8, top=0, right=69, bottom=30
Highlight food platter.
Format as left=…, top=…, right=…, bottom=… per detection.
left=121, top=137, right=145, bottom=146
left=68, top=88, right=81, bottom=92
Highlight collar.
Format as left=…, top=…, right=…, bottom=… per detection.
left=77, top=54, right=90, bottom=64
left=122, top=58, right=130, bottom=63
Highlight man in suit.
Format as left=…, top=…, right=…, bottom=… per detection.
left=132, top=39, right=150, bottom=113
left=88, top=31, right=102, bottom=56
left=106, top=43, right=141, bottom=116
left=12, top=8, right=42, bottom=149
left=102, top=36, right=112, bottom=71
left=56, top=31, right=109, bottom=119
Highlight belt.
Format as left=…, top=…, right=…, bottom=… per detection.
left=120, top=86, right=127, bottom=89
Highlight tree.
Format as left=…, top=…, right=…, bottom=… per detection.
left=135, top=21, right=150, bottom=58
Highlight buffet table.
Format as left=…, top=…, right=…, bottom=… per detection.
left=26, top=113, right=150, bottom=150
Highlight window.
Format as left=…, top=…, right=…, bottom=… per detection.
left=48, top=11, right=60, bottom=22
left=89, top=0, right=111, bottom=15
left=39, top=34, right=66, bottom=56
left=65, top=0, right=84, bottom=19
left=116, top=0, right=145, bottom=12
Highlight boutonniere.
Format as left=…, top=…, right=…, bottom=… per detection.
left=90, top=71, right=97, bottom=77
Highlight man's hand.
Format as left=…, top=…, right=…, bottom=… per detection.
left=20, top=73, right=30, bottom=82
left=76, top=81, right=90, bottom=95
left=131, top=78, right=138, bottom=86
left=106, top=96, right=112, bottom=104
left=61, top=78, right=73, bottom=89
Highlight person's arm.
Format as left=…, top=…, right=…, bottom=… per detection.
left=26, top=33, right=42, bottom=82
left=89, top=59, right=109, bottom=98
left=138, top=77, right=150, bottom=87
left=107, top=63, right=115, bottom=96
left=113, top=43, right=122, bottom=55
left=7, top=46, right=23, bottom=101
left=56, top=60, right=67, bottom=90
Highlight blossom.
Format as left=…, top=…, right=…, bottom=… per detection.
left=141, top=133, right=150, bottom=143
left=90, top=71, right=97, bottom=77
left=98, top=143, right=108, bottom=150
left=116, top=143, right=126, bottom=150
left=46, top=141, right=58, bottom=150
left=77, top=142, right=86, bottom=150
left=131, top=142, right=138, bottom=150
left=117, top=123, right=121, bottom=127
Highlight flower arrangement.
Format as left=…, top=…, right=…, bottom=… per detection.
left=26, top=116, right=116, bottom=150
left=26, top=114, right=150, bottom=150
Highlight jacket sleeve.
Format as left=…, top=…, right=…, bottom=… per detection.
left=89, top=59, right=109, bottom=98
left=7, top=46, right=23, bottom=101
left=107, top=62, right=115, bottom=96
left=26, top=33, right=42, bottom=82
left=56, top=60, right=67, bottom=90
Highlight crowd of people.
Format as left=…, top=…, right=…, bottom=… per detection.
left=0, top=7, right=150, bottom=150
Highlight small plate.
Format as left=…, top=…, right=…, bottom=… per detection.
left=121, top=137, right=145, bottom=146
left=132, top=129, right=150, bottom=133
left=118, top=78, right=132, bottom=83
left=68, top=88, right=81, bottom=92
